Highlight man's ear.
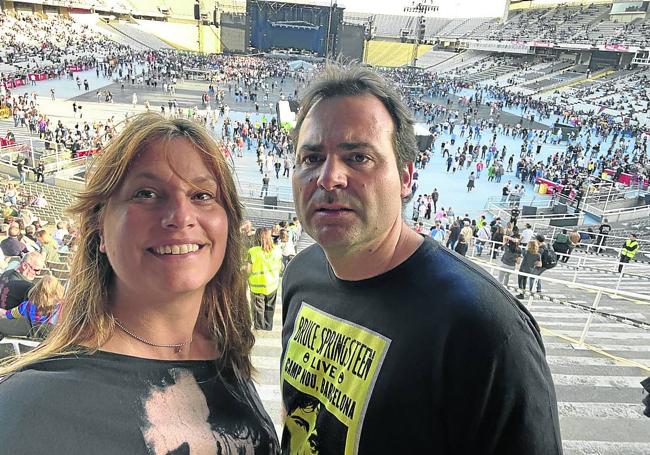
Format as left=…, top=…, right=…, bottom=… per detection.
left=400, top=161, right=415, bottom=199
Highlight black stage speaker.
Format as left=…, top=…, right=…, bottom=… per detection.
left=522, top=205, right=537, bottom=216
left=264, top=196, right=278, bottom=208
left=645, top=194, right=650, bottom=205
left=194, top=2, right=200, bottom=20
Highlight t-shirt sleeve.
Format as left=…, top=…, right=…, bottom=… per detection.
left=443, top=318, right=562, bottom=454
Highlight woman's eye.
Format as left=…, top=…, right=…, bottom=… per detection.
left=193, top=192, right=215, bottom=201
left=133, top=189, right=156, bottom=199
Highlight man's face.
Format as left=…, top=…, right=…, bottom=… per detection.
left=292, top=95, right=412, bottom=255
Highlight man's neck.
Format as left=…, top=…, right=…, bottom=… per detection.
left=325, top=221, right=423, bottom=281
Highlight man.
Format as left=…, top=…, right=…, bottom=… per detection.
left=21, top=225, right=40, bottom=253
left=520, top=223, right=535, bottom=248
left=281, top=65, right=561, bottom=454
left=260, top=173, right=270, bottom=197
left=597, top=218, right=611, bottom=253
left=53, top=221, right=69, bottom=246
left=0, top=252, right=44, bottom=310
left=618, top=233, right=639, bottom=273
left=0, top=226, right=27, bottom=258
left=431, top=188, right=439, bottom=213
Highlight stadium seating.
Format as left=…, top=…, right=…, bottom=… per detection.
left=365, top=40, right=432, bottom=68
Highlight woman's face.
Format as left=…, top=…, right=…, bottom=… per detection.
left=100, top=138, right=229, bottom=303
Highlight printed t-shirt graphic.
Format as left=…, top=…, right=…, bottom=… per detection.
left=282, top=303, right=391, bottom=454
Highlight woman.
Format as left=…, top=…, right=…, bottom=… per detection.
left=1, top=274, right=63, bottom=328
left=498, top=231, right=521, bottom=287
left=0, top=113, right=279, bottom=453
left=247, top=227, right=282, bottom=331
left=467, top=171, right=476, bottom=192
left=517, top=240, right=542, bottom=299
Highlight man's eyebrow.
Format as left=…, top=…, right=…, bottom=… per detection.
left=338, top=142, right=376, bottom=151
left=298, top=143, right=322, bottom=153
left=299, top=142, right=376, bottom=151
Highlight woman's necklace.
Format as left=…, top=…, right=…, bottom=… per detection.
left=114, top=319, right=192, bottom=354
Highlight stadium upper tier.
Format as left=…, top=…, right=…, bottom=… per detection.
left=343, top=2, right=650, bottom=47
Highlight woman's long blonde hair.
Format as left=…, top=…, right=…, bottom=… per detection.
left=527, top=239, right=539, bottom=255
left=27, top=274, right=64, bottom=314
left=0, top=113, right=254, bottom=377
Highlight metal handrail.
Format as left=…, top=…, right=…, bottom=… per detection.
left=438, top=234, right=650, bottom=295
left=532, top=223, right=650, bottom=256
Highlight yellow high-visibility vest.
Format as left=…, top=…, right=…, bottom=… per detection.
left=248, top=246, right=282, bottom=295
left=622, top=240, right=639, bottom=259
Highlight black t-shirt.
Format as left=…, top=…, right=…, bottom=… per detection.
left=281, top=238, right=562, bottom=454
left=0, top=351, right=279, bottom=454
left=0, top=268, right=33, bottom=310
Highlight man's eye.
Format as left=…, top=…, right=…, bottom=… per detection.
left=350, top=154, right=369, bottom=163
left=133, top=189, right=156, bottom=199
left=302, top=155, right=321, bottom=164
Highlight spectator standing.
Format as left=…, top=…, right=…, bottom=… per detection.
left=476, top=223, right=491, bottom=256
left=552, top=229, right=571, bottom=263
left=597, top=218, right=611, bottom=253
left=618, top=233, right=639, bottom=273
left=533, top=234, right=555, bottom=293
left=246, top=228, right=282, bottom=331
left=282, top=65, right=561, bottom=454
left=0, top=114, right=279, bottom=453
left=260, top=173, right=270, bottom=197
left=454, top=233, right=469, bottom=256
left=431, top=188, right=439, bottom=212
left=279, top=229, right=296, bottom=272
left=446, top=220, right=460, bottom=250
left=498, top=231, right=521, bottom=286
left=517, top=240, right=542, bottom=299
left=467, top=171, right=476, bottom=192
left=17, top=158, right=28, bottom=184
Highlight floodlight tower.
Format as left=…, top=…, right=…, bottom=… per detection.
left=403, top=1, right=438, bottom=67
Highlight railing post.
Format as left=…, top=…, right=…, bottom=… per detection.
left=579, top=290, right=602, bottom=344
left=572, top=256, right=581, bottom=282
left=615, top=265, right=624, bottom=293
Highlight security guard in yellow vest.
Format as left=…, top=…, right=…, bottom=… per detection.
left=618, top=233, right=639, bottom=273
left=247, top=228, right=283, bottom=330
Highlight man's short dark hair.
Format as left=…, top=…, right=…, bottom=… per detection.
left=292, top=63, right=417, bottom=179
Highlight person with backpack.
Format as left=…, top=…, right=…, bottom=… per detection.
left=517, top=240, right=542, bottom=299
left=533, top=234, right=557, bottom=293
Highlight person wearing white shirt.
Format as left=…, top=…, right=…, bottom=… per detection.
left=520, top=223, right=535, bottom=247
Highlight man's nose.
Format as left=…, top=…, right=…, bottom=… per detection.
left=317, top=156, right=348, bottom=191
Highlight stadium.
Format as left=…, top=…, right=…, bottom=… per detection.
left=0, top=0, right=649, bottom=452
